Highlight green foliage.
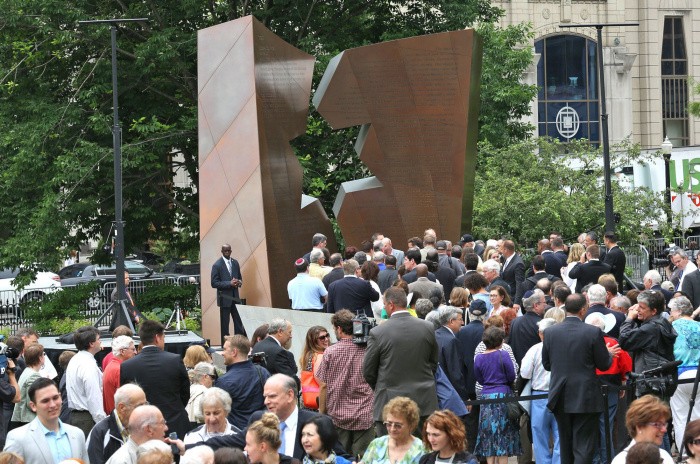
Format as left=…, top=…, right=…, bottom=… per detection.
left=134, top=282, right=198, bottom=315
left=22, top=281, right=100, bottom=333
left=472, top=138, right=666, bottom=247
left=0, top=0, right=537, bottom=265
left=142, top=305, right=201, bottom=332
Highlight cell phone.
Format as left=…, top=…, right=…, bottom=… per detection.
left=169, top=432, right=178, bottom=455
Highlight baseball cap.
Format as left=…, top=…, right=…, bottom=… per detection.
left=469, top=299, right=487, bottom=316
left=436, top=240, right=447, bottom=250
left=460, top=234, right=474, bottom=245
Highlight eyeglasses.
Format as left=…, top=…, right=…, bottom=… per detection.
left=690, top=439, right=700, bottom=446
left=646, top=422, right=668, bottom=430
left=489, top=294, right=499, bottom=298
left=383, top=421, right=404, bottom=430
left=318, top=334, right=330, bottom=341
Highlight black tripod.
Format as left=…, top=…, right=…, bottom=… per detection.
left=94, top=298, right=135, bottom=333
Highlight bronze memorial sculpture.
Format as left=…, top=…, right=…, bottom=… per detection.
left=197, top=17, right=336, bottom=342
left=313, top=29, right=482, bottom=248
left=198, top=17, right=482, bottom=341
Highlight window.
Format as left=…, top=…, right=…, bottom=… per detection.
left=662, top=17, right=688, bottom=147
left=535, top=35, right=600, bottom=145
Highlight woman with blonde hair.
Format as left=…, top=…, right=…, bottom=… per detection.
left=245, top=412, right=299, bottom=464
left=299, top=326, right=331, bottom=411
left=186, top=362, right=217, bottom=424
left=183, top=344, right=210, bottom=370
left=562, top=243, right=586, bottom=291
left=449, top=287, right=470, bottom=322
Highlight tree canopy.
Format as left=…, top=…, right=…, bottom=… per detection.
left=0, top=0, right=537, bottom=269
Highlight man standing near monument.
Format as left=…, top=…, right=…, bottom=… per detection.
left=211, top=243, right=246, bottom=340
left=287, top=258, right=327, bottom=311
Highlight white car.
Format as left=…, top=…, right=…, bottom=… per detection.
left=0, top=268, right=61, bottom=307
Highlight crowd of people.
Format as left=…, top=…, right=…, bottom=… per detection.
left=0, top=229, right=699, bottom=464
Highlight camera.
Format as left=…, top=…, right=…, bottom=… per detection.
left=629, top=360, right=680, bottom=399
left=352, top=311, right=376, bottom=345
left=0, top=337, right=20, bottom=375
left=249, top=351, right=267, bottom=368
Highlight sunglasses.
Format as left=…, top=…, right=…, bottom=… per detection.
left=318, top=334, right=330, bottom=341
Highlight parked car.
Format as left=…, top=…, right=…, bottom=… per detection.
left=59, top=260, right=157, bottom=286
left=57, top=263, right=89, bottom=280
left=0, top=268, right=61, bottom=307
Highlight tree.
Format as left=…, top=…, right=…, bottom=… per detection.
left=472, top=138, right=668, bottom=246
left=0, top=0, right=536, bottom=273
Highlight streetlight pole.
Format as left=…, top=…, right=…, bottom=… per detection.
left=78, top=18, right=149, bottom=331
left=662, top=135, right=673, bottom=227
left=560, top=22, right=638, bottom=234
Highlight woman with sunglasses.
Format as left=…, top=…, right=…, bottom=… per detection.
left=299, top=326, right=331, bottom=411
left=361, top=397, right=426, bottom=464
left=184, top=387, right=241, bottom=444
left=186, top=362, right=217, bottom=424
left=610, top=394, right=674, bottom=464
left=681, top=419, right=700, bottom=464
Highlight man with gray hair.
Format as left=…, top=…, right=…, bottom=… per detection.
left=309, top=248, right=331, bottom=280
left=483, top=259, right=511, bottom=294
left=585, top=284, right=625, bottom=338
left=435, top=307, right=468, bottom=401
left=671, top=248, right=696, bottom=290
left=303, top=233, right=327, bottom=263
left=326, top=259, right=379, bottom=316
left=106, top=405, right=168, bottom=464
left=103, top=335, right=136, bottom=414
left=509, top=289, right=547, bottom=365
left=322, top=253, right=344, bottom=290
left=251, top=319, right=297, bottom=380
left=381, top=237, right=404, bottom=265
left=643, top=270, right=673, bottom=303
left=88, top=383, right=148, bottom=464
left=680, top=252, right=700, bottom=309
left=610, top=295, right=631, bottom=315
left=372, top=251, right=386, bottom=271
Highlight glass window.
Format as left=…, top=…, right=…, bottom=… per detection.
left=661, top=16, right=689, bottom=147
left=536, top=34, right=600, bottom=145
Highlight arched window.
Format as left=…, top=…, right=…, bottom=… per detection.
left=535, top=35, right=600, bottom=145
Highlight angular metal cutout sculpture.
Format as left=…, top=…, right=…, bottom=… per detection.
left=313, top=30, right=482, bottom=247
left=198, top=16, right=336, bottom=343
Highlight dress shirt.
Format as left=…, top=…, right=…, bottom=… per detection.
left=66, top=350, right=106, bottom=423
left=183, top=421, right=239, bottom=444
left=520, top=342, right=551, bottom=391
left=678, top=262, right=698, bottom=290
left=40, top=420, right=72, bottom=463
left=280, top=407, right=299, bottom=458
left=106, top=438, right=138, bottom=464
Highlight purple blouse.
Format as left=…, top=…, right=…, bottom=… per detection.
left=474, top=350, right=515, bottom=395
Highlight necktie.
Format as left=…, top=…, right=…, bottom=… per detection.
left=278, top=421, right=287, bottom=454
left=226, top=259, right=232, bottom=276
left=677, top=269, right=684, bottom=290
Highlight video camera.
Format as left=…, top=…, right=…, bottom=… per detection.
left=0, top=336, right=20, bottom=375
left=249, top=351, right=267, bottom=369
left=352, top=311, right=376, bottom=345
left=629, top=359, right=680, bottom=398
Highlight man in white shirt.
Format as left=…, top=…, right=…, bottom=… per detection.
left=66, top=325, right=106, bottom=438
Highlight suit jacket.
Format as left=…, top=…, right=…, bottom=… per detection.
left=120, top=346, right=190, bottom=438
left=363, top=312, right=438, bottom=421
left=211, top=256, right=242, bottom=307
left=651, top=284, right=674, bottom=305
left=434, top=326, right=468, bottom=400
left=5, top=417, right=88, bottom=464
left=585, top=303, right=625, bottom=339
left=509, top=311, right=543, bottom=365
left=402, top=269, right=436, bottom=284
left=433, top=266, right=457, bottom=300
left=568, top=260, right=612, bottom=293
left=542, top=316, right=612, bottom=413
left=522, top=271, right=560, bottom=295
left=378, top=268, right=399, bottom=294
left=322, top=268, right=344, bottom=290
left=682, top=270, right=700, bottom=310
left=486, top=277, right=511, bottom=295
left=252, top=336, right=298, bottom=379
left=501, top=253, right=526, bottom=305
left=326, top=276, right=379, bottom=316
left=456, top=321, right=484, bottom=397
left=603, top=246, right=627, bottom=292
left=542, top=251, right=565, bottom=279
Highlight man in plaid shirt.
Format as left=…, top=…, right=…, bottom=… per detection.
left=317, top=309, right=375, bottom=458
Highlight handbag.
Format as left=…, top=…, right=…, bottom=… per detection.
left=301, top=354, right=320, bottom=409
left=498, top=350, right=524, bottom=422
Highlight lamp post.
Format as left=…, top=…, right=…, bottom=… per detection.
left=662, top=135, right=673, bottom=226
left=559, top=22, right=639, bottom=233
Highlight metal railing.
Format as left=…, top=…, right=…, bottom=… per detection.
left=0, top=275, right=200, bottom=334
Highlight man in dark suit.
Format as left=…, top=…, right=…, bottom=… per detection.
left=500, top=240, right=526, bottom=308
left=522, top=256, right=560, bottom=295
left=509, top=289, right=546, bottom=365
left=584, top=284, right=625, bottom=339
left=402, top=248, right=437, bottom=284
left=198, top=374, right=348, bottom=459
left=322, top=253, right=344, bottom=290
left=363, top=287, right=438, bottom=434
left=567, top=245, right=612, bottom=293
left=426, top=249, right=457, bottom=299
left=603, top=232, right=626, bottom=293
left=542, top=294, right=617, bottom=464
left=539, top=239, right=564, bottom=279
left=645, top=270, right=673, bottom=304
left=378, top=255, right=399, bottom=294
left=681, top=258, right=700, bottom=309
left=120, top=320, right=190, bottom=439
left=211, top=243, right=246, bottom=342
left=456, top=253, right=480, bottom=289
left=552, top=237, right=569, bottom=274
left=434, top=307, right=468, bottom=401
left=251, top=319, right=298, bottom=380
left=326, top=259, right=379, bottom=316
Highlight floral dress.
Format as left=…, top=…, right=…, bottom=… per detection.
left=362, top=435, right=426, bottom=464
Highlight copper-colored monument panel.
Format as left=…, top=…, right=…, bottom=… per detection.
left=198, top=17, right=336, bottom=344
left=314, top=30, right=482, bottom=246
